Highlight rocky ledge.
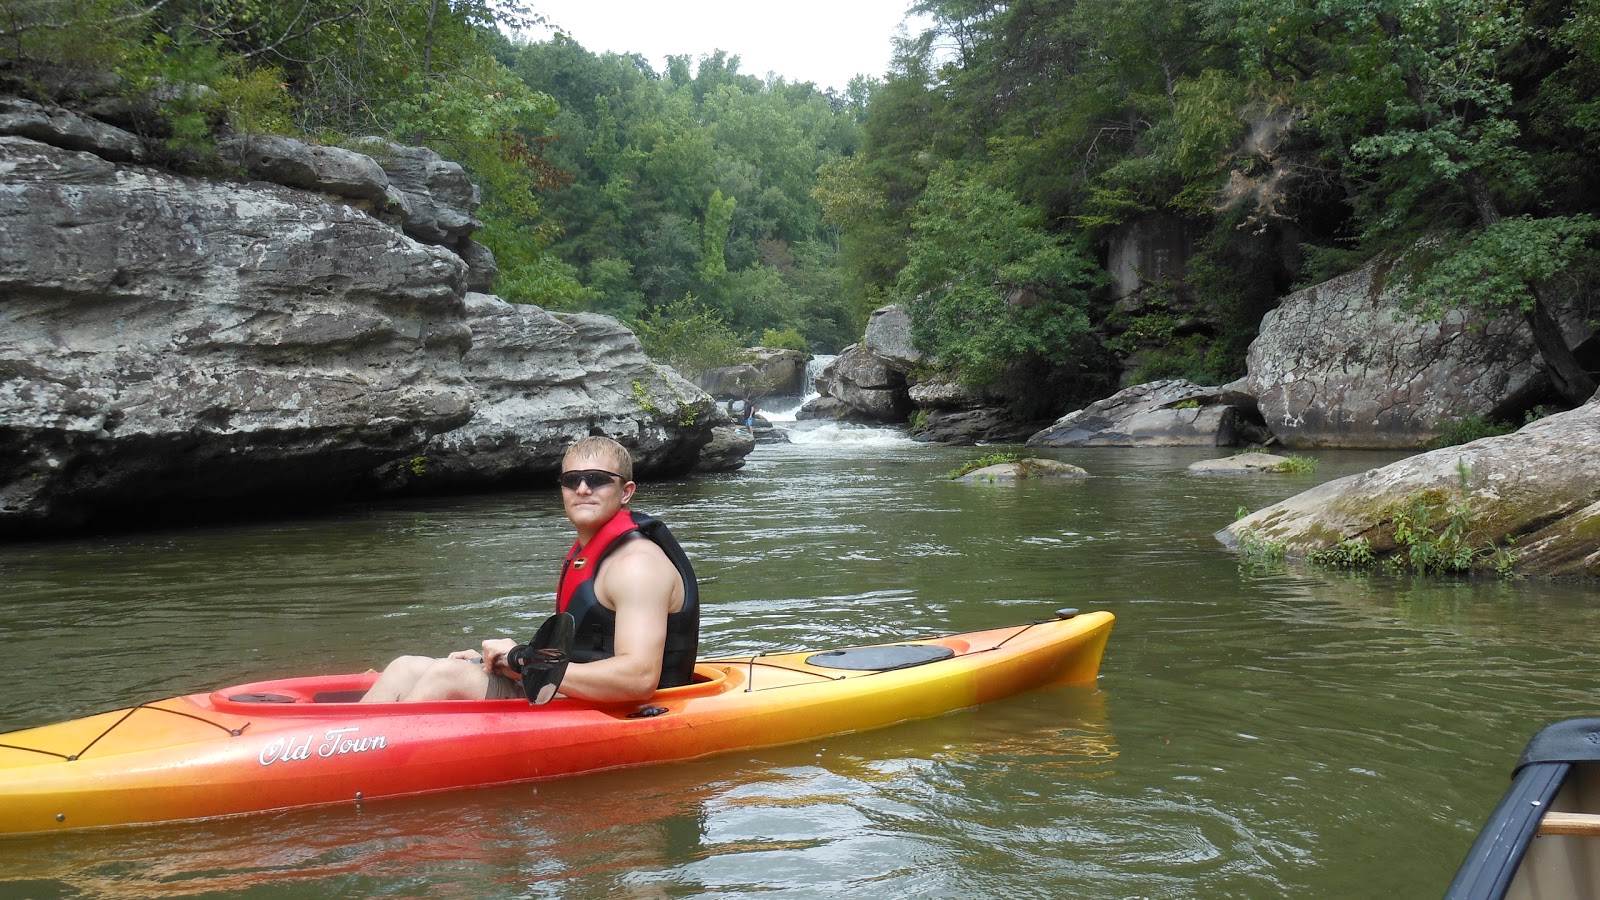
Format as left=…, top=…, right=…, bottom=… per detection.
left=1218, top=393, right=1600, bottom=578
left=0, top=102, right=730, bottom=538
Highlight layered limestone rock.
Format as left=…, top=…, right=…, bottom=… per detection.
left=693, top=424, right=759, bottom=472
left=0, top=135, right=472, bottom=535
left=398, top=295, right=716, bottom=489
left=911, top=408, right=1046, bottom=445
left=862, top=303, right=922, bottom=371
left=691, top=348, right=808, bottom=399
left=0, top=104, right=734, bottom=536
left=1218, top=394, right=1600, bottom=578
left=802, top=305, right=917, bottom=423
left=218, top=133, right=499, bottom=293
left=807, top=342, right=910, bottom=422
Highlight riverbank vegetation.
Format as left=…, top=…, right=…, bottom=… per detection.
left=5, top=0, right=1598, bottom=405
left=835, top=0, right=1600, bottom=404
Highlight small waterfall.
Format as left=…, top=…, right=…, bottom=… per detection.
left=758, top=354, right=917, bottom=448
left=763, top=354, right=835, bottom=422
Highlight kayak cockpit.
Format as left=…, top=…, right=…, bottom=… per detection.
left=207, top=663, right=737, bottom=714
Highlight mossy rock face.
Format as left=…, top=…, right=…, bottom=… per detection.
left=1217, top=398, right=1600, bottom=577
left=954, top=458, right=1090, bottom=483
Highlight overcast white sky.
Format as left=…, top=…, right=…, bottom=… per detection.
left=522, top=1, right=926, bottom=91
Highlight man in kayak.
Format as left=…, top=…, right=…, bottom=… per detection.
left=362, top=435, right=700, bottom=703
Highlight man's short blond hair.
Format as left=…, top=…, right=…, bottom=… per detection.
left=563, top=435, right=634, bottom=481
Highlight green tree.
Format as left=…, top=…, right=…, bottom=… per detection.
left=632, top=296, right=742, bottom=374
left=895, top=165, right=1104, bottom=390
left=500, top=36, right=868, bottom=349
left=700, top=188, right=737, bottom=280
left=1315, top=0, right=1599, bottom=403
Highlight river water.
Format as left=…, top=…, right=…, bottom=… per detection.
left=1, top=424, right=1596, bottom=898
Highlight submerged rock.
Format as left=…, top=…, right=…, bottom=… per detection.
left=953, top=458, right=1090, bottom=483
left=1188, top=452, right=1295, bottom=474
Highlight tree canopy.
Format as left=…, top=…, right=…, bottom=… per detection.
left=832, top=0, right=1600, bottom=403
left=5, top=0, right=1597, bottom=407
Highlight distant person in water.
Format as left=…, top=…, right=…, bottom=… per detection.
left=739, top=389, right=759, bottom=428
left=362, top=435, right=700, bottom=703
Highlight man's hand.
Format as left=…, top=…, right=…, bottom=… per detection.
left=481, top=637, right=520, bottom=679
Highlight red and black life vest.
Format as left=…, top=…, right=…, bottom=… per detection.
left=556, top=509, right=700, bottom=688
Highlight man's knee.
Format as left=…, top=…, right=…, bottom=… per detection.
left=380, top=655, right=435, bottom=678
left=408, top=659, right=485, bottom=701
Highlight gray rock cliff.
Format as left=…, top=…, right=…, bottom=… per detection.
left=0, top=104, right=732, bottom=536
left=0, top=135, right=472, bottom=535
left=1243, top=253, right=1567, bottom=448
left=396, top=295, right=716, bottom=489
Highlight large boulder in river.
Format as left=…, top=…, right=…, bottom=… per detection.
left=1243, top=253, right=1573, bottom=449
left=690, top=364, right=761, bottom=399
left=862, top=303, right=922, bottom=371
left=743, top=347, right=808, bottom=397
left=0, top=119, right=736, bottom=537
left=397, top=295, right=718, bottom=488
left=1028, top=379, right=1262, bottom=447
left=693, top=424, right=758, bottom=472
left=1218, top=394, right=1600, bottom=578
left=910, top=408, right=1048, bottom=445
left=692, top=347, right=808, bottom=399
left=807, top=343, right=910, bottom=422
left=0, top=135, right=474, bottom=536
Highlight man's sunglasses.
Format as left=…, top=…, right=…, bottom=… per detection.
left=559, top=469, right=624, bottom=490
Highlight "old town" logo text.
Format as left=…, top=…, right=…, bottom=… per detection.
left=259, top=727, right=388, bottom=766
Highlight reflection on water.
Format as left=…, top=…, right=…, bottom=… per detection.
left=1, top=427, right=1595, bottom=898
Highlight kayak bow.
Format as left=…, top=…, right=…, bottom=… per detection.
left=0, top=610, right=1113, bottom=835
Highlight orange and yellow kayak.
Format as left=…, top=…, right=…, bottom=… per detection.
left=0, top=610, right=1112, bottom=835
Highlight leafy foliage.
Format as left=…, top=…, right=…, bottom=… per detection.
left=501, top=38, right=867, bottom=350
left=1307, top=464, right=1516, bottom=577
left=834, top=0, right=1600, bottom=404
left=1426, top=414, right=1516, bottom=449
left=631, top=296, right=742, bottom=376
left=895, top=166, right=1103, bottom=389
left=2, top=0, right=578, bottom=306
left=1274, top=454, right=1318, bottom=474
left=12, top=0, right=1600, bottom=396
left=760, top=327, right=808, bottom=352
left=947, top=452, right=1022, bottom=479
left=1411, top=216, right=1600, bottom=317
